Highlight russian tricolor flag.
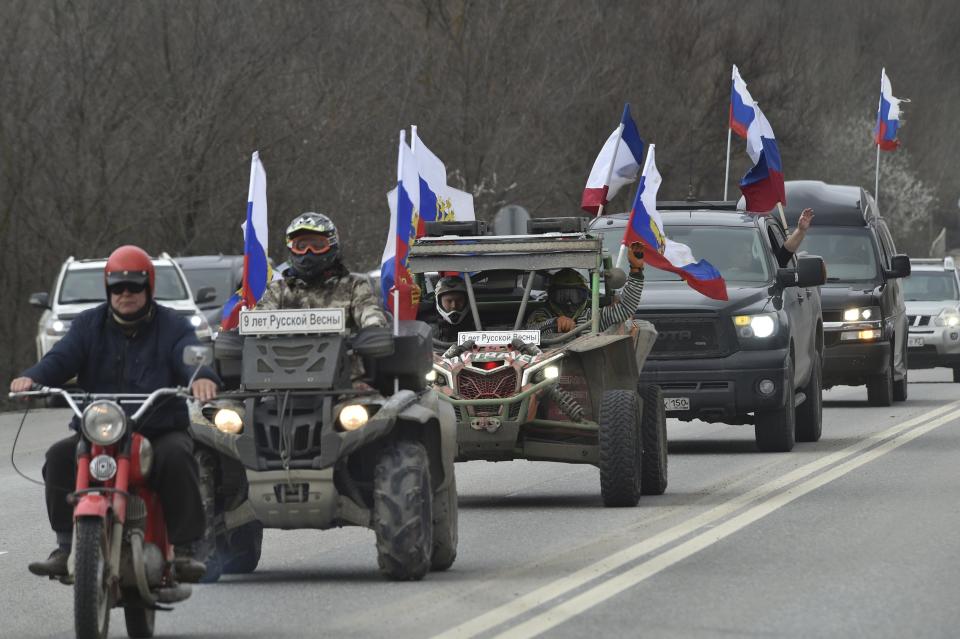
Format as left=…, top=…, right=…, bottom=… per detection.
left=625, top=145, right=727, bottom=301
left=738, top=106, right=786, bottom=213
left=221, top=152, right=270, bottom=330
left=379, top=132, right=420, bottom=320
left=581, top=103, right=645, bottom=214
left=874, top=68, right=901, bottom=151
left=729, top=65, right=756, bottom=139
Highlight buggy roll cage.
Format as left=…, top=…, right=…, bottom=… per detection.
left=406, top=232, right=606, bottom=339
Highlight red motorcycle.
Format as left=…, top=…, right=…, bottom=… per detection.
left=11, top=347, right=211, bottom=639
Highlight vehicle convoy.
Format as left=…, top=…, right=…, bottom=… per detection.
left=30, top=254, right=214, bottom=360
left=591, top=203, right=827, bottom=452
left=902, top=257, right=960, bottom=382
left=9, top=346, right=213, bottom=639
left=194, top=309, right=458, bottom=581
left=782, top=180, right=911, bottom=405
left=410, top=218, right=667, bottom=506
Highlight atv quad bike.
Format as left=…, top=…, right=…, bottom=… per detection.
left=410, top=218, right=666, bottom=507
left=191, top=312, right=457, bottom=581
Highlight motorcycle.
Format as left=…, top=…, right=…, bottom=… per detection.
left=9, top=345, right=213, bottom=639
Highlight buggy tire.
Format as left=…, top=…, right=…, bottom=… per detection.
left=124, top=607, right=155, bottom=638
left=194, top=450, right=224, bottom=583
left=430, top=474, right=458, bottom=571
left=223, top=522, right=263, bottom=575
left=373, top=440, right=433, bottom=580
left=598, top=389, right=642, bottom=507
left=795, top=355, right=823, bottom=442
left=74, top=517, right=111, bottom=639
left=638, top=384, right=668, bottom=495
left=867, top=357, right=894, bottom=406
left=755, top=354, right=796, bottom=452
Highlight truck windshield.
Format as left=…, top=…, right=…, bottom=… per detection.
left=903, top=271, right=960, bottom=301
left=598, top=225, right=772, bottom=283
left=800, top=227, right=879, bottom=282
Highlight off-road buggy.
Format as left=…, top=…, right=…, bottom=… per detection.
left=190, top=311, right=458, bottom=581
left=409, top=218, right=667, bottom=507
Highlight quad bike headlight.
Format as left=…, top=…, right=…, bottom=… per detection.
left=213, top=408, right=244, bottom=434
left=339, top=404, right=369, bottom=431
left=81, top=400, right=127, bottom=446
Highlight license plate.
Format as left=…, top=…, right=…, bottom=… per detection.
left=663, top=397, right=690, bottom=411
left=907, top=336, right=924, bottom=348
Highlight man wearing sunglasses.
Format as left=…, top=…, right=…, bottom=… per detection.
left=256, top=212, right=387, bottom=332
left=10, top=245, right=218, bottom=582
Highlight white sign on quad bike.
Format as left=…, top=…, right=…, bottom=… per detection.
left=239, top=308, right=345, bottom=335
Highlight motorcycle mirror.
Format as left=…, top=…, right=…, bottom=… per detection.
left=183, top=345, right=213, bottom=368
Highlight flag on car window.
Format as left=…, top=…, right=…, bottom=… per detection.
left=729, top=65, right=756, bottom=139
left=874, top=68, right=902, bottom=151
left=380, top=132, right=421, bottom=320
left=581, top=103, right=645, bottom=214
left=221, top=152, right=270, bottom=330
left=624, top=145, right=728, bottom=301
left=738, top=105, right=786, bottom=213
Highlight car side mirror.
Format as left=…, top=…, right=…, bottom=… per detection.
left=182, top=345, right=213, bottom=367
left=796, top=256, right=827, bottom=287
left=29, top=292, right=50, bottom=309
left=885, top=254, right=911, bottom=279
left=194, top=287, right=217, bottom=304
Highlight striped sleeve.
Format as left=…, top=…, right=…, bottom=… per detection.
left=575, top=272, right=645, bottom=332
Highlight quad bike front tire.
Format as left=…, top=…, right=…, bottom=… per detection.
left=598, top=389, right=642, bottom=507
left=124, top=606, right=156, bottom=638
left=222, top=522, right=264, bottom=575
left=373, top=440, right=433, bottom=580
left=74, top=517, right=112, bottom=639
left=639, top=384, right=668, bottom=496
left=430, top=473, right=458, bottom=571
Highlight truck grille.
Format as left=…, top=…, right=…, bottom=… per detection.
left=907, top=315, right=931, bottom=327
left=643, top=315, right=730, bottom=359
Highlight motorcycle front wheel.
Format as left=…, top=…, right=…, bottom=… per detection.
left=74, top=517, right=112, bottom=639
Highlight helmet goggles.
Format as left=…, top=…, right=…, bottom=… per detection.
left=287, top=234, right=333, bottom=255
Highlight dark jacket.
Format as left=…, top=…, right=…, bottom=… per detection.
left=22, top=303, right=220, bottom=437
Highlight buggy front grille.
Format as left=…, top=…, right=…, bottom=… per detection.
left=456, top=367, right=518, bottom=402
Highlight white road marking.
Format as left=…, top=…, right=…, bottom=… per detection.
left=433, top=401, right=960, bottom=639
left=499, top=407, right=960, bottom=638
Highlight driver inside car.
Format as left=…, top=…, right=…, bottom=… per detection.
left=432, top=275, right=478, bottom=342
left=526, top=242, right=645, bottom=336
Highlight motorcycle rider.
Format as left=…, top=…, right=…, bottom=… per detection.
left=256, top=212, right=388, bottom=333
left=433, top=275, right=477, bottom=342
left=526, top=242, right=645, bottom=335
left=10, top=245, right=218, bottom=582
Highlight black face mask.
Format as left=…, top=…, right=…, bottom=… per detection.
left=552, top=287, right=588, bottom=315
left=290, top=250, right=339, bottom=282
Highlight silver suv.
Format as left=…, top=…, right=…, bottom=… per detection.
left=903, top=257, right=960, bottom=382
left=29, top=253, right=213, bottom=360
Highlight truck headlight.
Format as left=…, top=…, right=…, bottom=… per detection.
left=734, top=314, right=776, bottom=338
left=843, top=307, right=880, bottom=322
left=338, top=404, right=369, bottom=431
left=935, top=310, right=960, bottom=327
left=81, top=401, right=127, bottom=445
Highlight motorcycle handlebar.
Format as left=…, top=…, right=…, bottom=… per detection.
left=8, top=386, right=191, bottom=421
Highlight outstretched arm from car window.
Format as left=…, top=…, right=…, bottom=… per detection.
left=783, top=208, right=814, bottom=255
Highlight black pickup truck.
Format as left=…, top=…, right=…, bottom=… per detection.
left=590, top=203, right=826, bottom=452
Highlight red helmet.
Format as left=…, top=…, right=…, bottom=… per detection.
left=104, top=245, right=155, bottom=297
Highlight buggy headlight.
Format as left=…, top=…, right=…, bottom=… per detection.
left=543, top=365, right=560, bottom=380
left=81, top=401, right=127, bottom=445
left=339, top=404, right=369, bottom=431
left=521, top=353, right=564, bottom=386
left=431, top=364, right=454, bottom=387
left=213, top=408, right=243, bottom=434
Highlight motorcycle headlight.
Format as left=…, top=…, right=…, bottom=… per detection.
left=935, top=309, right=960, bottom=327
left=338, top=404, right=369, bottom=431
left=733, top=314, right=777, bottom=339
left=213, top=408, right=243, bottom=434
left=81, top=401, right=127, bottom=445
left=842, top=307, right=880, bottom=323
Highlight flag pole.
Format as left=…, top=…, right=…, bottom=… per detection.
left=596, top=123, right=625, bottom=218
left=776, top=202, right=788, bottom=231
left=411, top=124, right=418, bottom=152
left=723, top=126, right=732, bottom=201
left=874, top=143, right=881, bottom=206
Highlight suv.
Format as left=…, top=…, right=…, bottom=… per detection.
left=175, top=254, right=244, bottom=329
left=590, top=203, right=826, bottom=452
left=30, top=253, right=213, bottom=359
left=902, top=257, right=960, bottom=381
left=782, top=180, right=911, bottom=405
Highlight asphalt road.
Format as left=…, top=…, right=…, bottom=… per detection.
left=2, top=368, right=959, bottom=638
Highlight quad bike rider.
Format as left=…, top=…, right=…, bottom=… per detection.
left=192, top=212, right=458, bottom=581
left=412, top=218, right=667, bottom=507
left=10, top=244, right=219, bottom=639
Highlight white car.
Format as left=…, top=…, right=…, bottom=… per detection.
left=903, top=257, right=960, bottom=382
left=30, top=253, right=213, bottom=360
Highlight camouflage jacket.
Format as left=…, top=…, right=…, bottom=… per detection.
left=525, top=272, right=644, bottom=336
left=256, top=271, right=388, bottom=331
